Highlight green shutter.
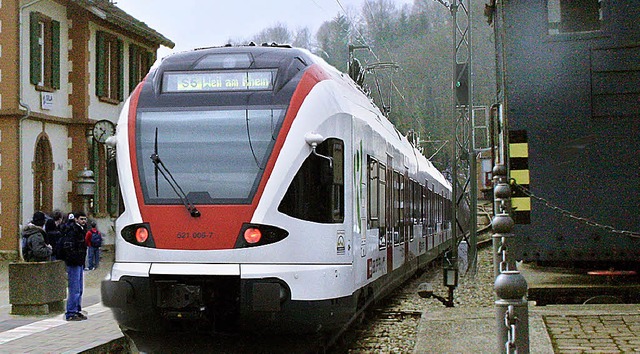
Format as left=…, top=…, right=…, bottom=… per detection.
left=95, top=31, right=105, bottom=97
left=146, top=51, right=155, bottom=76
left=118, top=39, right=124, bottom=101
left=128, top=45, right=138, bottom=93
left=29, top=12, right=41, bottom=85
left=51, top=20, right=60, bottom=89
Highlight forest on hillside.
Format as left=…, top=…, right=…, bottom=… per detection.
left=235, top=0, right=496, bottom=170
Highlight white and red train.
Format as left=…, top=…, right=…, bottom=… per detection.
left=101, top=45, right=455, bottom=335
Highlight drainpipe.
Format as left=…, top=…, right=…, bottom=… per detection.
left=17, top=0, right=45, bottom=260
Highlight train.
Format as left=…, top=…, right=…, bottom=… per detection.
left=101, top=44, right=458, bottom=336
left=490, top=1, right=640, bottom=267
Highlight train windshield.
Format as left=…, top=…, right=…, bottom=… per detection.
left=136, top=107, right=286, bottom=204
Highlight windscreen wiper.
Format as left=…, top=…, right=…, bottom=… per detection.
left=150, top=127, right=201, bottom=217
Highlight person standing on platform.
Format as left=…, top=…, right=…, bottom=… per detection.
left=59, top=213, right=75, bottom=235
left=84, top=220, right=102, bottom=270
left=22, top=211, right=52, bottom=262
left=57, top=211, right=88, bottom=321
left=44, top=210, right=63, bottom=260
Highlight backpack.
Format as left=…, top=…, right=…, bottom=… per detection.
left=57, top=233, right=84, bottom=265
left=90, top=230, right=103, bottom=248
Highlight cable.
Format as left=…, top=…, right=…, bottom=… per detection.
left=336, top=0, right=409, bottom=114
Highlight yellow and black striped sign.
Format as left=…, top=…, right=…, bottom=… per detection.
left=509, top=130, right=531, bottom=224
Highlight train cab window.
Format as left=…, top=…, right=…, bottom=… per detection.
left=137, top=108, right=286, bottom=204
left=548, top=0, right=602, bottom=35
left=279, top=138, right=344, bottom=223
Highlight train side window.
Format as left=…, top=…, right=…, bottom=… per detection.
left=439, top=192, right=443, bottom=225
left=407, top=178, right=411, bottom=242
left=278, top=138, right=344, bottom=223
left=420, top=185, right=426, bottom=226
left=378, top=163, right=386, bottom=250
left=393, top=171, right=401, bottom=246
left=367, top=156, right=379, bottom=229
left=399, top=173, right=406, bottom=244
left=378, top=163, right=386, bottom=229
left=386, top=160, right=393, bottom=248
left=413, top=181, right=421, bottom=225
left=420, top=184, right=429, bottom=237
left=547, top=0, right=601, bottom=35
left=428, top=185, right=435, bottom=232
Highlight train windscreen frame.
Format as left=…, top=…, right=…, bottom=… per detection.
left=136, top=106, right=287, bottom=205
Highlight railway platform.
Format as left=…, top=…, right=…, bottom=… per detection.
left=414, top=303, right=640, bottom=353
left=0, top=252, right=129, bottom=353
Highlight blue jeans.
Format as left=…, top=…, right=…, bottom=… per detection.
left=66, top=265, right=84, bottom=319
left=87, top=247, right=100, bottom=269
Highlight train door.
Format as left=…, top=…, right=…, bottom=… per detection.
left=386, top=155, right=393, bottom=274
left=404, top=173, right=410, bottom=263
left=393, top=170, right=404, bottom=270
left=366, top=155, right=388, bottom=281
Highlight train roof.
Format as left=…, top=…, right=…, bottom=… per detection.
left=157, top=44, right=320, bottom=72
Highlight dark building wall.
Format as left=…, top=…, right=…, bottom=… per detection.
left=497, top=0, right=640, bottom=262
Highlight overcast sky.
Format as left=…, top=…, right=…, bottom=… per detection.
left=115, top=0, right=413, bottom=58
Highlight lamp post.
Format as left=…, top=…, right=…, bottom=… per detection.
left=75, top=168, right=95, bottom=215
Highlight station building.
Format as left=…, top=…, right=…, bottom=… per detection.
left=0, top=0, right=173, bottom=259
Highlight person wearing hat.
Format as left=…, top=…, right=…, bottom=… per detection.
left=21, top=211, right=52, bottom=262
left=58, top=211, right=88, bottom=321
left=59, top=212, right=75, bottom=235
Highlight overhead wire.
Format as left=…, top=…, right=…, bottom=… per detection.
left=334, top=0, right=408, bottom=112
left=361, top=0, right=409, bottom=103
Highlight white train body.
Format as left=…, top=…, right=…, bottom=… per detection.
left=101, top=45, right=453, bottom=333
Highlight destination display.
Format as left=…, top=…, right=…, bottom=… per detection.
left=163, top=70, right=275, bottom=92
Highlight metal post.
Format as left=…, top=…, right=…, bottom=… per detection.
left=492, top=164, right=529, bottom=353
left=492, top=164, right=508, bottom=277
left=449, top=0, right=460, bottom=279
left=495, top=271, right=529, bottom=353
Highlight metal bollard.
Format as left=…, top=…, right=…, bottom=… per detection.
left=492, top=213, right=516, bottom=276
left=492, top=165, right=511, bottom=280
left=495, top=271, right=529, bottom=353
left=492, top=163, right=529, bottom=353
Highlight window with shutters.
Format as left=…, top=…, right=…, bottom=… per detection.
left=96, top=31, right=124, bottom=104
left=89, top=140, right=120, bottom=217
left=129, top=44, right=154, bottom=94
left=33, top=134, right=53, bottom=213
left=29, top=12, right=60, bottom=92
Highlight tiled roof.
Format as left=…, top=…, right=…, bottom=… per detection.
left=71, top=0, right=175, bottom=48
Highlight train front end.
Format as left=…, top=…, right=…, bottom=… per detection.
left=101, top=46, right=355, bottom=334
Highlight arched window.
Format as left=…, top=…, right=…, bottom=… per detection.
left=33, top=134, right=53, bottom=213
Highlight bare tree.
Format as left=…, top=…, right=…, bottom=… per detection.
left=252, top=23, right=293, bottom=45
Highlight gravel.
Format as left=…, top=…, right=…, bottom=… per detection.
left=347, top=242, right=496, bottom=353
